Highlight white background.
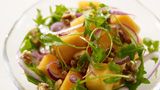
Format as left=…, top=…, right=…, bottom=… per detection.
left=0, top=0, right=160, bottom=90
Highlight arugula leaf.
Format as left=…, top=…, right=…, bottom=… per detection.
left=125, top=46, right=150, bottom=90
left=72, top=80, right=87, bottom=90
left=108, top=61, right=122, bottom=74
left=20, top=29, right=41, bottom=53
left=84, top=7, right=110, bottom=36
left=118, top=44, right=144, bottom=60
left=76, top=52, right=90, bottom=71
left=34, top=9, right=45, bottom=26
left=143, top=38, right=159, bottom=53
left=49, top=5, right=68, bottom=25
left=26, top=64, right=55, bottom=89
left=20, top=39, right=33, bottom=53
left=143, top=38, right=160, bottom=63
left=26, top=74, right=41, bottom=85
left=103, top=77, right=121, bottom=84
left=87, top=41, right=106, bottom=63
left=40, top=34, right=64, bottom=46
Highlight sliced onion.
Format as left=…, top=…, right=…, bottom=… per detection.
left=116, top=56, right=130, bottom=65
left=31, top=50, right=44, bottom=61
left=39, top=23, right=83, bottom=35
left=75, top=13, right=82, bottom=18
left=69, top=74, right=79, bottom=83
left=123, top=24, right=140, bottom=43
left=109, top=9, right=130, bottom=15
left=19, top=60, right=42, bottom=81
left=50, top=22, right=65, bottom=32
left=46, top=62, right=62, bottom=80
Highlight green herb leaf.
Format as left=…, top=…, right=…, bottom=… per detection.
left=26, top=64, right=55, bottom=89
left=34, top=9, right=45, bottom=26
left=20, top=39, right=33, bottom=52
left=76, top=52, right=90, bottom=71
left=143, top=38, right=159, bottom=53
left=143, top=38, right=160, bottom=63
left=125, top=48, right=150, bottom=90
left=40, top=34, right=64, bottom=46
left=108, top=61, right=122, bottom=74
left=26, top=74, right=41, bottom=85
left=118, top=44, right=144, bottom=60
left=103, top=77, right=121, bottom=84
left=72, top=80, right=87, bottom=90
left=49, top=5, right=68, bottom=25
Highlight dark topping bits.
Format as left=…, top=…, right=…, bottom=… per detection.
left=118, top=30, right=131, bottom=44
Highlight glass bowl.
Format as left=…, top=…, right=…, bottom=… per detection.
left=4, top=0, right=160, bottom=90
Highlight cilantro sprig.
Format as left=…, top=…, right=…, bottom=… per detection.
left=34, top=5, right=68, bottom=27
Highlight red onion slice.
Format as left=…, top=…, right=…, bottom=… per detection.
left=50, top=22, right=65, bottom=32
left=109, top=9, right=130, bottom=15
left=69, top=74, right=79, bottom=83
left=123, top=24, right=140, bottom=43
left=32, top=50, right=44, bottom=61
left=116, top=56, right=130, bottom=65
left=46, top=61, right=63, bottom=80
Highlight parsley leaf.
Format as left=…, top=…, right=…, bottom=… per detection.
left=76, top=52, right=90, bottom=71
left=20, top=29, right=41, bottom=53
left=125, top=46, right=150, bottom=90
left=72, top=80, right=87, bottom=90
left=103, top=77, right=121, bottom=84
left=26, top=64, right=55, bottom=89
left=118, top=44, right=144, bottom=60
left=40, top=34, right=64, bottom=46
left=143, top=38, right=160, bottom=63
left=20, top=39, right=33, bottom=52
left=34, top=9, right=46, bottom=26
left=49, top=5, right=68, bottom=25
left=26, top=74, right=41, bottom=85
left=143, top=38, right=159, bottom=53
left=108, top=61, right=122, bottom=74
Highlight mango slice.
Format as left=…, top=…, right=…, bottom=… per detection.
left=59, top=70, right=82, bottom=90
left=86, top=64, right=120, bottom=90
left=78, top=0, right=100, bottom=10
left=37, top=54, right=57, bottom=74
left=54, top=32, right=87, bottom=64
left=111, top=15, right=140, bottom=33
left=71, top=15, right=85, bottom=32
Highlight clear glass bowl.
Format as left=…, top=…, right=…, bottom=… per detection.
left=4, top=0, right=160, bottom=90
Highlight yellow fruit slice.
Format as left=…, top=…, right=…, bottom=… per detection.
left=111, top=15, right=140, bottom=33
left=59, top=70, right=82, bottom=90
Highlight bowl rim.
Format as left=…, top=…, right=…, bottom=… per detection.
left=3, top=0, right=160, bottom=90
left=3, top=0, right=42, bottom=90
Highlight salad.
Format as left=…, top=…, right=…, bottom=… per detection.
left=19, top=1, right=160, bottom=90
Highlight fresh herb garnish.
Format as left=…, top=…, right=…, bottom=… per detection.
left=26, top=64, right=55, bottom=89
left=72, top=80, right=87, bottom=90
left=34, top=9, right=46, bottom=26
left=103, top=77, right=121, bottom=84
left=118, top=44, right=144, bottom=60
left=76, top=52, right=90, bottom=71
left=20, top=29, right=41, bottom=53
left=143, top=38, right=160, bottom=63
left=108, top=61, right=122, bottom=74
left=40, top=34, right=86, bottom=49
left=125, top=45, right=150, bottom=90
left=48, top=5, right=68, bottom=26
left=34, top=5, right=68, bottom=27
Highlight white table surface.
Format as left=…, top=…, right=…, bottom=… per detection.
left=0, top=0, right=160, bottom=90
